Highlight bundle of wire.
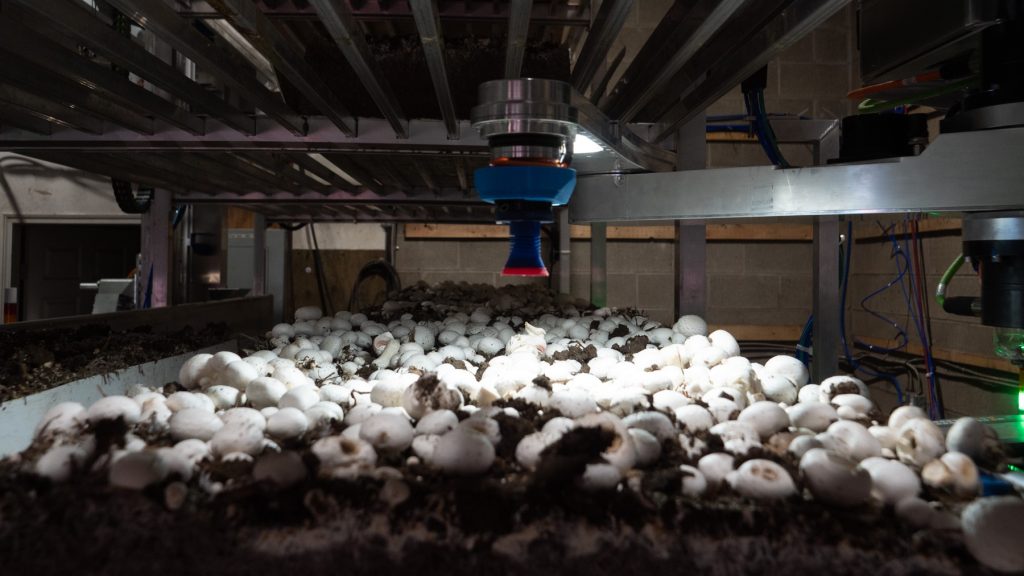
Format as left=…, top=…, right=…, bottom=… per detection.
left=839, top=220, right=906, bottom=405
left=742, top=88, right=791, bottom=169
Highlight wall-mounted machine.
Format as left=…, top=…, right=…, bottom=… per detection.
left=471, top=79, right=578, bottom=277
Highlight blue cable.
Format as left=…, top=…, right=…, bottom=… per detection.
left=839, top=220, right=905, bottom=404
left=900, top=217, right=943, bottom=418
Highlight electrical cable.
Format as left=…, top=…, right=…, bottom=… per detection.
left=935, top=254, right=965, bottom=309
left=306, top=222, right=334, bottom=317
left=840, top=220, right=906, bottom=404
left=903, top=217, right=943, bottom=418
left=857, top=77, right=978, bottom=113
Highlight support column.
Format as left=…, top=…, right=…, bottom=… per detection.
left=812, top=216, right=841, bottom=382
left=675, top=113, right=707, bottom=318
left=252, top=213, right=266, bottom=296
left=557, top=207, right=571, bottom=295
left=140, top=188, right=171, bottom=308
left=590, top=222, right=607, bottom=308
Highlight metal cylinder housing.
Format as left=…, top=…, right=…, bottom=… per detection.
left=471, top=78, right=578, bottom=166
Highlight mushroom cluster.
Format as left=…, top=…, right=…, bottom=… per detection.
left=9, top=282, right=1021, bottom=573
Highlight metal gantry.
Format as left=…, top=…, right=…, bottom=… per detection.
left=0, top=0, right=860, bottom=224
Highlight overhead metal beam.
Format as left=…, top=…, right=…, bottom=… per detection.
left=178, top=0, right=592, bottom=25
left=616, top=0, right=790, bottom=122
left=309, top=0, right=409, bottom=137
left=505, top=0, right=533, bottom=78
left=570, top=0, right=633, bottom=95
left=616, top=0, right=749, bottom=123
left=0, top=117, right=484, bottom=152
left=0, top=84, right=105, bottom=135
left=570, top=128, right=1024, bottom=222
left=0, top=51, right=155, bottom=135
left=8, top=0, right=254, bottom=134
left=176, top=189, right=486, bottom=205
left=653, top=0, right=850, bottom=142
left=102, top=0, right=306, bottom=135
left=204, top=0, right=356, bottom=136
left=0, top=107, right=52, bottom=135
left=0, top=18, right=206, bottom=135
left=410, top=0, right=459, bottom=139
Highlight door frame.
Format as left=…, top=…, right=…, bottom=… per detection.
left=1, top=214, right=140, bottom=307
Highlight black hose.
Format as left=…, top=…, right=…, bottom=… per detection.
left=349, top=259, right=402, bottom=312
left=308, top=223, right=333, bottom=316
left=112, top=179, right=152, bottom=214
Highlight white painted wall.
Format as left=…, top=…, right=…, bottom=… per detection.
left=291, top=222, right=386, bottom=250
left=0, top=153, right=139, bottom=301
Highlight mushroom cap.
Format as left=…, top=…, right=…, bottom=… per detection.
left=787, top=402, right=839, bottom=433
left=764, top=355, right=809, bottom=388
left=169, top=408, right=224, bottom=441
left=86, top=396, right=142, bottom=425
left=579, top=463, right=622, bottom=491
left=859, top=457, right=920, bottom=505
left=726, top=459, right=796, bottom=500
left=359, top=413, right=415, bottom=452
left=266, top=407, right=309, bottom=440
left=673, top=315, right=708, bottom=338
left=210, top=422, right=264, bottom=457
left=799, top=448, right=872, bottom=507
left=710, top=421, right=762, bottom=456
left=896, top=418, right=945, bottom=468
left=278, top=385, right=321, bottom=412
left=679, top=464, right=708, bottom=497
left=818, top=420, right=882, bottom=462
left=962, top=496, right=1024, bottom=573
left=623, top=411, right=676, bottom=441
left=887, top=405, right=928, bottom=431
left=674, top=404, right=714, bottom=433
left=738, top=401, right=790, bottom=440
left=246, top=377, right=288, bottom=410
left=431, top=428, right=495, bottom=475
left=696, top=453, right=737, bottom=483
left=415, top=409, right=459, bottom=436
left=628, top=428, right=662, bottom=468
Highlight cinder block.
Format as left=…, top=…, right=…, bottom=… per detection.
left=396, top=239, right=460, bottom=271
left=709, top=275, right=779, bottom=309
left=743, top=242, right=813, bottom=274
left=636, top=273, right=675, bottom=311
left=778, top=275, right=813, bottom=310
left=570, top=273, right=590, bottom=303
left=705, top=307, right=809, bottom=326
left=569, top=240, right=591, bottom=273
left=778, top=33, right=815, bottom=64
left=921, top=234, right=964, bottom=276
left=457, top=241, right=511, bottom=272
left=606, top=273, right=638, bottom=308
left=705, top=93, right=745, bottom=118
left=608, top=241, right=674, bottom=274
left=778, top=62, right=850, bottom=99
left=814, top=29, right=849, bottom=63
left=707, top=142, right=772, bottom=168
left=707, top=243, right=745, bottom=274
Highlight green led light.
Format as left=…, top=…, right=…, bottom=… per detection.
left=1019, top=390, right=1024, bottom=412
left=1010, top=464, right=1023, bottom=473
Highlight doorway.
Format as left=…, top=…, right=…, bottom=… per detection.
left=11, top=223, right=139, bottom=321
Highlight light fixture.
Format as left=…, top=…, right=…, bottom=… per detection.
left=574, top=133, right=604, bottom=155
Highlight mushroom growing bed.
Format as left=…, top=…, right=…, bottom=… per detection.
left=0, top=282, right=1020, bottom=575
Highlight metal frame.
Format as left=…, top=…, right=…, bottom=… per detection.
left=410, top=0, right=459, bottom=139
left=570, top=127, right=1024, bottom=222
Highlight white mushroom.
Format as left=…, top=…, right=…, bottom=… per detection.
left=710, top=421, right=761, bottom=456
left=859, top=457, right=920, bottom=505
left=726, top=459, right=796, bottom=500
left=34, top=402, right=86, bottom=439
left=679, top=464, right=707, bottom=497
left=888, top=405, right=928, bottom=431
left=246, top=377, right=288, bottom=410
left=764, top=355, right=809, bottom=388
left=574, top=412, right=636, bottom=471
left=921, top=451, right=979, bottom=498
left=210, top=422, right=264, bottom=457
left=431, top=428, right=495, bottom=475
left=266, top=407, right=309, bottom=441
left=169, top=408, right=224, bottom=441
left=961, top=496, right=1024, bottom=573
left=817, top=420, right=881, bottom=462
left=359, top=413, right=415, bottom=452
left=86, top=396, right=141, bottom=425
left=738, top=401, right=789, bottom=440
left=787, top=402, right=839, bottom=432
left=579, top=463, right=622, bottom=491
left=278, top=385, right=321, bottom=412
left=515, top=431, right=560, bottom=470
left=674, top=404, right=714, bottom=433
left=799, top=448, right=871, bottom=507
left=896, top=418, right=945, bottom=468
left=312, top=435, right=377, bottom=473
left=628, top=428, right=662, bottom=467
